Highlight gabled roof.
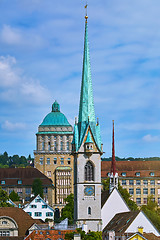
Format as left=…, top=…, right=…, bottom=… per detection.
left=101, top=190, right=110, bottom=208
left=0, top=168, right=53, bottom=186
left=127, top=232, right=148, bottom=240
left=24, top=195, right=54, bottom=212
left=103, top=211, right=140, bottom=234
left=0, top=207, right=42, bottom=237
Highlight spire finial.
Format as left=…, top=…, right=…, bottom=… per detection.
left=85, top=3, right=88, bottom=22
left=111, top=120, right=116, bottom=176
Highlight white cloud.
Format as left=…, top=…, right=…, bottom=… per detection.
left=1, top=25, right=22, bottom=45
left=0, top=55, right=51, bottom=104
left=2, top=120, right=26, bottom=131
left=142, top=134, right=160, bottom=142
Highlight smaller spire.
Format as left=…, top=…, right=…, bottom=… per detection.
left=111, top=120, right=116, bottom=176
left=85, top=3, right=88, bottom=22
left=52, top=100, right=60, bottom=112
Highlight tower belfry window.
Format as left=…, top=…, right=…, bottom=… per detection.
left=85, top=161, right=94, bottom=181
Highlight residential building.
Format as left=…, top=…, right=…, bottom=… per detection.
left=34, top=100, right=74, bottom=210
left=102, top=211, right=160, bottom=239
left=101, top=159, right=160, bottom=206
left=23, top=195, right=54, bottom=221
left=0, top=207, right=42, bottom=238
left=0, top=168, right=53, bottom=205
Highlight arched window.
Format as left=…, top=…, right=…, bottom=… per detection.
left=85, top=161, right=94, bottom=181
left=88, top=207, right=91, bottom=215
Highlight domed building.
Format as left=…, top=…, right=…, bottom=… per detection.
left=34, top=101, right=73, bottom=210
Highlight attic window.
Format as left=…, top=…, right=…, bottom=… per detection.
left=121, top=172, right=126, bottom=177
left=1, top=181, right=5, bottom=185
left=18, top=180, right=22, bottom=184
left=136, top=172, right=140, bottom=177
left=150, top=172, right=155, bottom=176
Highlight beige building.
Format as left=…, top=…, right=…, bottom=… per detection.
left=34, top=101, right=74, bottom=209
left=101, top=160, right=160, bottom=206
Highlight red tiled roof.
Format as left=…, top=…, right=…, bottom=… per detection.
left=25, top=229, right=76, bottom=240
left=101, top=160, right=160, bottom=178
left=0, top=168, right=53, bottom=186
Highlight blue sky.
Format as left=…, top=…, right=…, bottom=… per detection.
left=0, top=0, right=160, bottom=158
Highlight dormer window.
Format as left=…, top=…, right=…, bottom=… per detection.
left=1, top=181, right=5, bottom=185
left=18, top=180, right=22, bottom=184
left=122, top=172, right=126, bottom=177
left=136, top=172, right=140, bottom=177
left=150, top=172, right=154, bottom=176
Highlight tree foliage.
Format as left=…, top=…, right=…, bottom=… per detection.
left=9, top=190, right=20, bottom=201
left=141, top=195, right=160, bottom=232
left=65, top=228, right=102, bottom=240
left=61, top=193, right=74, bottom=225
left=0, top=187, right=12, bottom=207
left=0, top=151, right=33, bottom=168
left=32, top=178, right=43, bottom=198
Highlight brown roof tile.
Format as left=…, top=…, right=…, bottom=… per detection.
left=0, top=168, right=53, bottom=186
left=101, top=160, right=160, bottom=178
left=0, top=207, right=41, bottom=237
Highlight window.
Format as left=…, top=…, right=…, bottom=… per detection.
left=54, top=158, right=57, bottom=164
left=47, top=158, right=50, bottom=165
left=143, top=198, right=147, bottom=204
left=136, top=198, right=141, bottom=204
left=158, top=198, right=160, bottom=204
left=46, top=212, right=53, bottom=217
left=150, top=180, right=155, bottom=185
left=25, top=196, right=30, bottom=201
left=143, top=188, right=148, bottom=194
left=136, top=172, right=140, bottom=177
left=18, top=180, right=22, bottom=184
left=84, top=161, right=94, bottom=181
left=158, top=180, right=160, bottom=185
left=136, top=188, right=141, bottom=195
left=60, top=158, right=64, bottom=165
left=143, top=180, right=148, bottom=185
left=25, top=188, right=31, bottom=194
left=30, top=205, right=37, bottom=208
left=1, top=181, right=5, bottom=185
left=158, top=189, right=160, bottom=195
left=61, top=141, right=63, bottom=151
left=122, top=180, right=126, bottom=185
left=68, top=158, right=71, bottom=165
left=35, top=198, right=41, bottom=203
left=40, top=157, right=43, bottom=165
left=129, top=180, right=134, bottom=185
left=150, top=172, right=154, bottom=176
left=0, top=231, right=10, bottom=236
left=44, top=187, right=48, bottom=194
left=88, top=207, right=91, bottom=215
left=35, top=212, right=42, bottom=217
left=17, top=188, right=22, bottom=194
left=150, top=188, right=155, bottom=194
left=47, top=171, right=51, bottom=177
left=2, top=221, right=7, bottom=225
left=136, top=180, right=141, bottom=185
left=42, top=205, right=47, bottom=208
left=48, top=142, right=51, bottom=150
left=67, top=142, right=69, bottom=151
left=27, top=212, right=32, bottom=216
left=129, top=188, right=134, bottom=195
left=121, top=172, right=126, bottom=177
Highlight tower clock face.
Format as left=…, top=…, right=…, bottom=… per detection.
left=84, top=186, right=94, bottom=196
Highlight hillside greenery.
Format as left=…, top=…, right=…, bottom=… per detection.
left=102, top=156, right=160, bottom=161
left=0, top=151, right=33, bottom=168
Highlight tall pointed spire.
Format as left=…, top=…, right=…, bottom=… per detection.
left=111, top=120, right=116, bottom=176
left=109, top=120, right=118, bottom=193
left=78, top=15, right=95, bottom=123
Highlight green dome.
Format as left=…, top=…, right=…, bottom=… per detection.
left=40, top=101, right=71, bottom=127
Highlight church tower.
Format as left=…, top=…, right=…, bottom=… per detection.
left=72, top=13, right=103, bottom=232
left=109, top=120, right=118, bottom=193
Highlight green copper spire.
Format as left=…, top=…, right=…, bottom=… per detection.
left=78, top=19, right=95, bottom=123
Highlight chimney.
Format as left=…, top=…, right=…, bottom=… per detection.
left=138, top=226, right=143, bottom=235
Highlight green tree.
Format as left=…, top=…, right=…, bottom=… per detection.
left=61, top=193, right=74, bottom=225
left=65, top=229, right=102, bottom=240
left=9, top=190, right=20, bottom=201
left=141, top=195, right=160, bottom=231
left=32, top=178, right=43, bottom=198
left=0, top=187, right=12, bottom=207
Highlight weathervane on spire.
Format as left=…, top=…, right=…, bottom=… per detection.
left=85, top=2, right=88, bottom=22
